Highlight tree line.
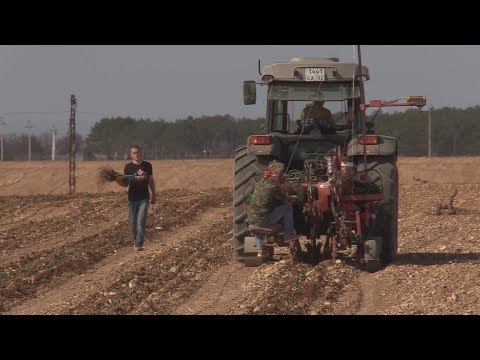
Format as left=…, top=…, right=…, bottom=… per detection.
left=0, top=133, right=83, bottom=161
left=1, top=106, right=480, bottom=161
left=82, top=115, right=264, bottom=160
left=372, top=106, right=480, bottom=156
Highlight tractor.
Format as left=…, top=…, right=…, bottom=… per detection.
left=233, top=47, right=426, bottom=272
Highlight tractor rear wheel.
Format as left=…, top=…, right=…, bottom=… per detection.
left=357, top=156, right=398, bottom=264
left=232, top=146, right=268, bottom=261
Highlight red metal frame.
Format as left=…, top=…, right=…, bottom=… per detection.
left=315, top=185, right=331, bottom=213
left=339, top=193, right=384, bottom=202
left=366, top=99, right=426, bottom=108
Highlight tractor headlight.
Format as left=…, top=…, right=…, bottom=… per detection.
left=261, top=74, right=274, bottom=83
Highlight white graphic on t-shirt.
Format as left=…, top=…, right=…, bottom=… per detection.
left=135, top=168, right=147, bottom=182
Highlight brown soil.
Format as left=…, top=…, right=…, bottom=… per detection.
left=1, top=157, right=479, bottom=315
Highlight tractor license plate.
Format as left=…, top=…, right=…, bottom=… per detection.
left=305, top=68, right=325, bottom=81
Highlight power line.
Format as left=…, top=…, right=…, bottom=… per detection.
left=0, top=112, right=60, bottom=115
left=0, top=111, right=164, bottom=118
left=0, top=111, right=110, bottom=116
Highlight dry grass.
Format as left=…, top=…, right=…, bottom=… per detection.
left=96, top=166, right=123, bottom=184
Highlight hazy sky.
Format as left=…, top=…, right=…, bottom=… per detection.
left=0, top=45, right=478, bottom=136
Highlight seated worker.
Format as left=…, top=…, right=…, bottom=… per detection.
left=246, top=160, right=299, bottom=258
left=299, top=100, right=350, bottom=134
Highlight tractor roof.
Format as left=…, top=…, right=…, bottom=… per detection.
left=261, top=57, right=369, bottom=82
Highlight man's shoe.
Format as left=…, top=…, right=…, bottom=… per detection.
left=134, top=245, right=143, bottom=251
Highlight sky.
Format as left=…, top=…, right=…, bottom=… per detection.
left=0, top=45, right=479, bottom=137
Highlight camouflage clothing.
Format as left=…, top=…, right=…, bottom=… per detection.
left=246, top=176, right=288, bottom=225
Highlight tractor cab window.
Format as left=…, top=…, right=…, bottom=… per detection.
left=268, top=81, right=359, bottom=102
left=288, top=100, right=352, bottom=134
left=267, top=82, right=360, bottom=134
left=271, top=100, right=290, bottom=133
left=268, top=99, right=359, bottom=134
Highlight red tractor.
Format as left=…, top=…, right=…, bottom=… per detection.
left=233, top=48, right=425, bottom=272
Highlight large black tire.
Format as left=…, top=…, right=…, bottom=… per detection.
left=232, top=146, right=268, bottom=261
left=357, top=156, right=398, bottom=264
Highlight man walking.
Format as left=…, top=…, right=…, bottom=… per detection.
left=124, top=145, right=156, bottom=251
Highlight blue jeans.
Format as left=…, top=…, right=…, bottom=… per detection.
left=255, top=203, right=296, bottom=251
left=128, top=199, right=149, bottom=247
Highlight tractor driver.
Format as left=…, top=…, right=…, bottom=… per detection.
left=299, top=100, right=349, bottom=134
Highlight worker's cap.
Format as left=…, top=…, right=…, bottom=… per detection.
left=267, top=160, right=285, bottom=173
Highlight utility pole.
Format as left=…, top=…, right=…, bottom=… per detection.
left=25, top=120, right=33, bottom=161
left=51, top=124, right=57, bottom=161
left=68, top=95, right=77, bottom=195
left=0, top=116, right=5, bottom=162
left=428, top=107, right=432, bottom=158
left=452, top=114, right=457, bottom=156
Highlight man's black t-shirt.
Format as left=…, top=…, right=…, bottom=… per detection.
left=124, top=161, right=153, bottom=202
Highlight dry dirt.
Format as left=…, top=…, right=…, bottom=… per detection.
left=1, top=157, right=479, bottom=315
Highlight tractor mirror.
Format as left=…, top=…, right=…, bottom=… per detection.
left=243, top=80, right=256, bottom=105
